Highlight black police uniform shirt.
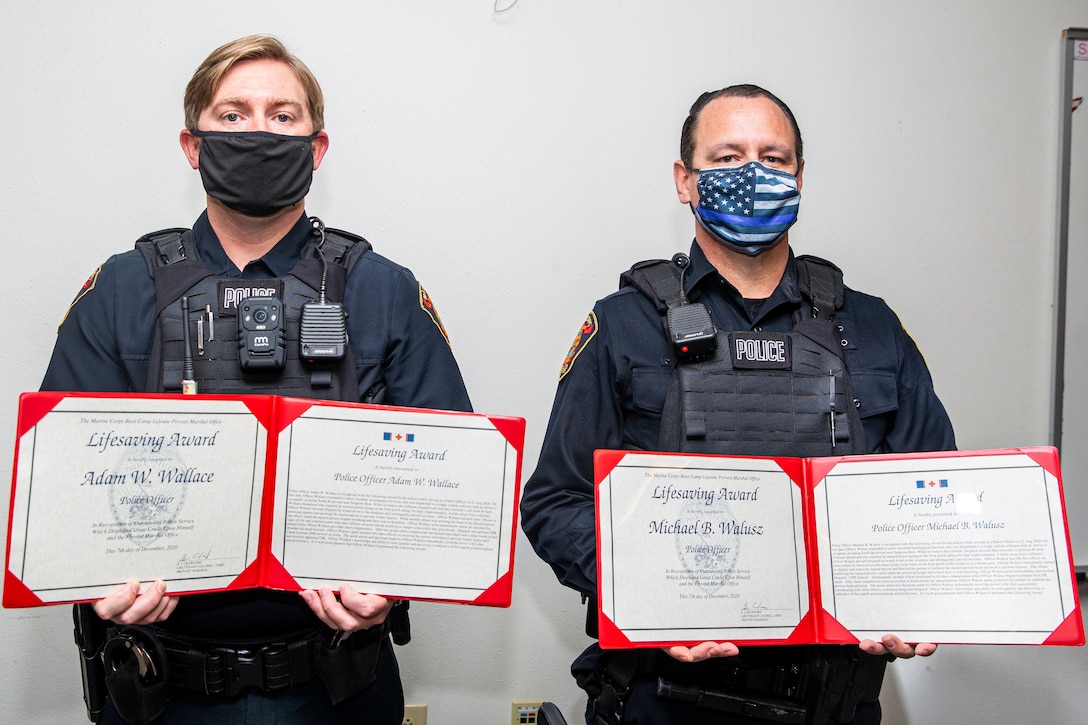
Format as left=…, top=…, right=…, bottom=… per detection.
left=41, top=210, right=472, bottom=638
left=520, top=240, right=956, bottom=606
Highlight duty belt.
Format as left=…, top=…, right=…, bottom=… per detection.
left=158, top=629, right=323, bottom=696
left=595, top=646, right=890, bottom=725
left=104, top=622, right=388, bottom=697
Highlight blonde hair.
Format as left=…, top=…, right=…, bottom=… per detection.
left=183, top=35, right=325, bottom=131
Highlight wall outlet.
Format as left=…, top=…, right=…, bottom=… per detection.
left=403, top=703, right=427, bottom=725
left=511, top=699, right=545, bottom=725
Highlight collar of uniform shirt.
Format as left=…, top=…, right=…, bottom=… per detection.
left=685, top=240, right=806, bottom=307
left=191, top=210, right=313, bottom=278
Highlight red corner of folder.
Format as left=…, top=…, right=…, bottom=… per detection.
left=1043, top=608, right=1086, bottom=646
left=487, top=416, right=526, bottom=451
left=469, top=571, right=513, bottom=607
left=17, top=392, right=65, bottom=437
left=3, top=569, right=44, bottom=608
left=1020, top=447, right=1061, bottom=480
left=594, top=450, right=627, bottom=486
left=597, top=610, right=635, bottom=649
left=816, top=607, right=860, bottom=645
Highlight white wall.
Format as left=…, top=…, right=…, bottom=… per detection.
left=2, top=1, right=1087, bottom=723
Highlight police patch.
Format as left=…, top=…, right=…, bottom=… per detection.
left=419, top=283, right=450, bottom=347
left=559, top=311, right=598, bottom=381
left=728, top=331, right=792, bottom=370
left=58, top=263, right=103, bottom=328
left=218, top=279, right=283, bottom=316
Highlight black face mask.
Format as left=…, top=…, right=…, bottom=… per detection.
left=192, top=130, right=316, bottom=217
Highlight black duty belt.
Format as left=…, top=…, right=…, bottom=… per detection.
left=103, top=623, right=389, bottom=697
left=640, top=647, right=808, bottom=696
left=100, top=621, right=393, bottom=723
left=158, top=629, right=324, bottom=696
left=596, top=646, right=889, bottom=725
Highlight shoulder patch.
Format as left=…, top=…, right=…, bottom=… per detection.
left=559, top=311, right=598, bottom=381
left=58, top=263, right=103, bottom=329
left=418, top=283, right=451, bottom=347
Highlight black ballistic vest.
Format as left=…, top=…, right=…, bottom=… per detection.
left=622, top=254, right=868, bottom=457
left=136, top=226, right=377, bottom=402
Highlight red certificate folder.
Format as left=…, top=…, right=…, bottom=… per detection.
left=595, top=447, right=1084, bottom=649
left=5, top=392, right=525, bottom=609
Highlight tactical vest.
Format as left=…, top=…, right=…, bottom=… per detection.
left=621, top=254, right=868, bottom=457
left=136, top=224, right=378, bottom=402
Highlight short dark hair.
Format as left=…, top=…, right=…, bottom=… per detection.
left=679, top=84, right=803, bottom=168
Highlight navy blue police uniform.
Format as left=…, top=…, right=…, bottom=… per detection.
left=520, top=241, right=955, bottom=725
left=43, top=210, right=472, bottom=724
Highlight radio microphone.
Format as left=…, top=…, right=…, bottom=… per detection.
left=300, top=217, right=348, bottom=362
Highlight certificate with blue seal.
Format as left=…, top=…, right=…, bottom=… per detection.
left=4, top=392, right=524, bottom=609
left=595, top=447, right=1083, bottom=648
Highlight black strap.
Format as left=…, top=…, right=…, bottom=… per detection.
left=593, top=650, right=644, bottom=725
left=619, top=256, right=687, bottom=313
left=136, top=230, right=215, bottom=316
left=795, top=255, right=845, bottom=321
left=291, top=228, right=372, bottom=297
left=136, top=225, right=371, bottom=282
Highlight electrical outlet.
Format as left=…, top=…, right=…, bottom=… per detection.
left=511, top=699, right=545, bottom=725
left=403, top=703, right=427, bottom=725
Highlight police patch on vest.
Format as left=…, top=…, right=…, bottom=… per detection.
left=728, top=331, right=792, bottom=369
left=59, top=263, right=103, bottom=328
left=217, top=279, right=284, bottom=316
left=559, top=311, right=598, bottom=381
left=419, top=283, right=450, bottom=347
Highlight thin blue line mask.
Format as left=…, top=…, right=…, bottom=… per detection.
left=691, top=161, right=800, bottom=256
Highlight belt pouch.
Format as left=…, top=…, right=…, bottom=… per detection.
left=104, top=657, right=168, bottom=725
left=315, top=631, right=384, bottom=705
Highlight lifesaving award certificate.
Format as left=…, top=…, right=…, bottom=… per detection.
left=595, top=448, right=1083, bottom=648
left=4, top=392, right=524, bottom=608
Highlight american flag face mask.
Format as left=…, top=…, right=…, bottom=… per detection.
left=692, top=161, right=800, bottom=256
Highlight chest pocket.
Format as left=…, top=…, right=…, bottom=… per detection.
left=850, top=369, right=898, bottom=418
left=626, top=366, right=671, bottom=449
left=631, top=366, right=669, bottom=411
left=850, top=369, right=897, bottom=452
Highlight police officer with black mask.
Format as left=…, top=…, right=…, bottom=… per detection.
left=43, top=35, right=471, bottom=724
left=520, top=85, right=955, bottom=725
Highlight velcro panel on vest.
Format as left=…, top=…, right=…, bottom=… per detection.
left=140, top=226, right=367, bottom=401
left=154, top=275, right=353, bottom=400
left=659, top=326, right=867, bottom=458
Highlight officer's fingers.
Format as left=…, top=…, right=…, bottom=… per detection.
left=338, top=586, right=391, bottom=623
left=879, top=634, right=921, bottom=659
left=858, top=638, right=889, bottom=656
left=149, top=593, right=179, bottom=623
left=665, top=641, right=738, bottom=663
left=299, top=590, right=339, bottom=630
left=913, top=642, right=938, bottom=657
left=712, top=642, right=740, bottom=658
left=93, top=580, right=141, bottom=622
left=689, top=641, right=738, bottom=660
left=114, top=581, right=170, bottom=625
left=316, top=588, right=368, bottom=631
left=664, top=645, right=696, bottom=662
